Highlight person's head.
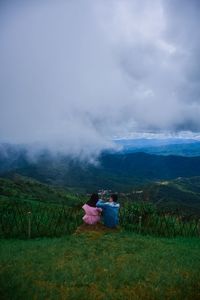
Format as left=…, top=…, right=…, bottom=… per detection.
left=109, top=194, right=118, bottom=203
left=86, top=193, right=99, bottom=207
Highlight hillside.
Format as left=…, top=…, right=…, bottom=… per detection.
left=143, top=177, right=200, bottom=214
left=0, top=175, right=84, bottom=207
left=1, top=233, right=200, bottom=299
left=1, top=144, right=200, bottom=191
left=1, top=175, right=200, bottom=218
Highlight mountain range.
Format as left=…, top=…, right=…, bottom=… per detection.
left=115, top=138, right=200, bottom=156
left=1, top=143, right=200, bottom=192
left=1, top=142, right=200, bottom=214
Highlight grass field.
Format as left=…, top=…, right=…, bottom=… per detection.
left=0, top=232, right=200, bottom=300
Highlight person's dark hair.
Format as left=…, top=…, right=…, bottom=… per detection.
left=86, top=193, right=99, bottom=207
left=110, top=194, right=118, bottom=202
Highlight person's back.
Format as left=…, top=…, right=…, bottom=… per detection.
left=96, top=194, right=120, bottom=228
left=82, top=193, right=102, bottom=225
left=82, top=204, right=102, bottom=225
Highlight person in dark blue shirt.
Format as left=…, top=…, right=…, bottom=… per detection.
left=96, top=194, right=120, bottom=228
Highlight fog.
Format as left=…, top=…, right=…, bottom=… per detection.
left=1, top=0, right=200, bottom=159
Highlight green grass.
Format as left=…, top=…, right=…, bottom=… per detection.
left=144, top=177, right=200, bottom=215
left=0, top=232, right=200, bottom=300
left=0, top=176, right=86, bottom=207
left=1, top=199, right=199, bottom=239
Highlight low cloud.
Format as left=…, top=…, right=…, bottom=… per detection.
left=0, top=0, right=200, bottom=159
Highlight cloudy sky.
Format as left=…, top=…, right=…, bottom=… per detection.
left=0, top=0, right=200, bottom=158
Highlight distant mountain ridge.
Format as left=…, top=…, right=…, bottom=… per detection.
left=115, top=138, right=200, bottom=156
left=1, top=143, right=200, bottom=192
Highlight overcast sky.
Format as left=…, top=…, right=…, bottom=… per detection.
left=1, top=0, right=200, bottom=158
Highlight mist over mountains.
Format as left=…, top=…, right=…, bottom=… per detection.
left=1, top=0, right=200, bottom=159
left=1, top=1, right=200, bottom=212
left=1, top=142, right=200, bottom=192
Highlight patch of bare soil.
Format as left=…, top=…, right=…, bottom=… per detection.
left=75, top=223, right=121, bottom=235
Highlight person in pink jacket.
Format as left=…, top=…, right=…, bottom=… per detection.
left=82, top=193, right=102, bottom=225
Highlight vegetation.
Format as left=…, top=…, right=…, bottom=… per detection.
left=1, top=174, right=200, bottom=215
left=0, top=199, right=83, bottom=238
left=0, top=175, right=85, bottom=206
left=0, top=176, right=86, bottom=238
left=1, top=147, right=200, bottom=191
left=0, top=176, right=200, bottom=239
left=0, top=175, right=200, bottom=299
left=0, top=233, right=200, bottom=300
left=143, top=177, right=200, bottom=215
left=120, top=202, right=200, bottom=238
left=1, top=195, right=199, bottom=239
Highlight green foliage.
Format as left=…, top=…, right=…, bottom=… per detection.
left=2, top=151, right=200, bottom=192
left=144, top=176, right=200, bottom=215
left=0, top=176, right=86, bottom=238
left=0, top=233, right=200, bottom=299
left=1, top=175, right=200, bottom=299
left=0, top=200, right=83, bottom=238
left=120, top=202, right=200, bottom=237
left=121, top=201, right=156, bottom=217
left=1, top=176, right=200, bottom=239
left=0, top=175, right=86, bottom=206
left=1, top=198, right=199, bottom=239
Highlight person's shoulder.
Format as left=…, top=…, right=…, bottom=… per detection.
left=97, top=199, right=107, bottom=204
left=104, top=201, right=110, bottom=205
left=82, top=204, right=87, bottom=209
left=96, top=199, right=105, bottom=207
left=111, top=202, right=120, bottom=208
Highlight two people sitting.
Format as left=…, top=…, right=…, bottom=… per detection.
left=82, top=193, right=120, bottom=228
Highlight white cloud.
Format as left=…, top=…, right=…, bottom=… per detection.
left=0, top=0, right=200, bottom=158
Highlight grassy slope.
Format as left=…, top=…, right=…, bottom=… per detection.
left=2, top=175, right=200, bottom=213
left=0, top=232, right=200, bottom=300
left=144, top=177, right=200, bottom=214
left=0, top=176, right=85, bottom=207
